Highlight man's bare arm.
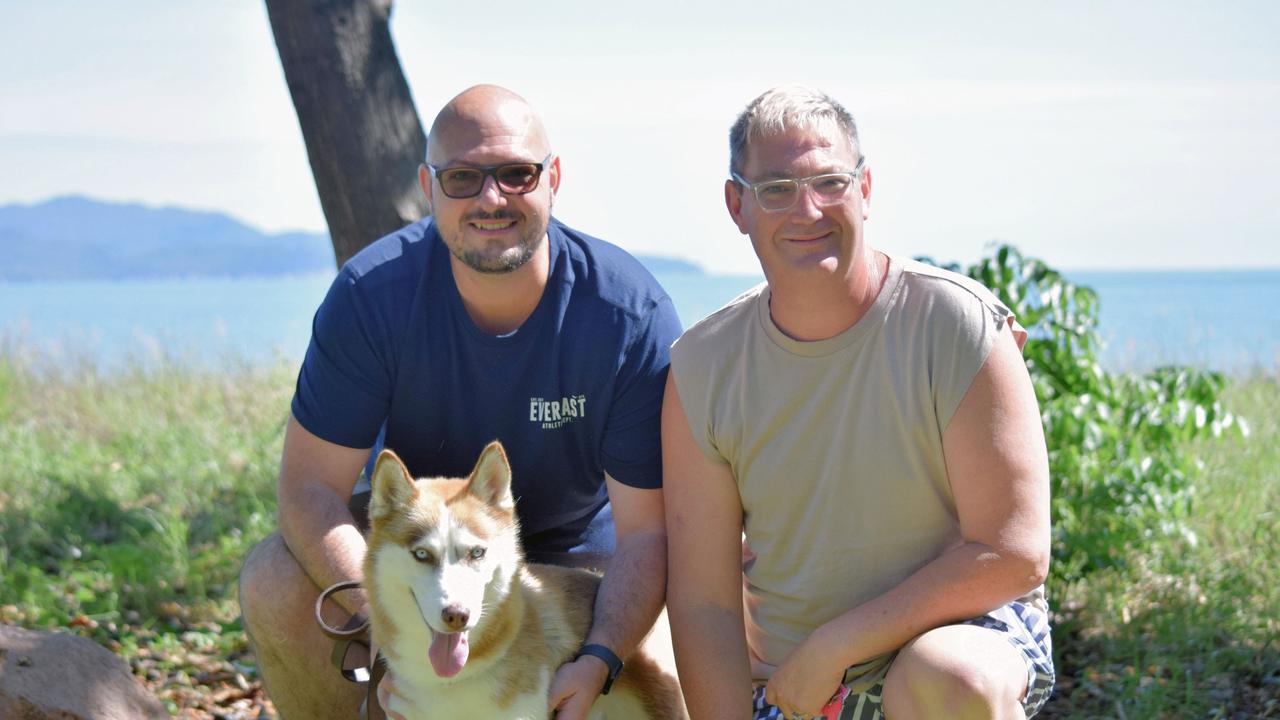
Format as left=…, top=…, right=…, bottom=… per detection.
left=662, top=374, right=754, bottom=718
left=547, top=465, right=671, bottom=718
left=276, top=414, right=373, bottom=616
left=584, top=477, right=669, bottom=656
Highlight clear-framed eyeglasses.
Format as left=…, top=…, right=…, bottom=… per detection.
left=731, top=156, right=866, bottom=212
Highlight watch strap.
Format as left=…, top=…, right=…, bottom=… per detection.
left=575, top=643, right=623, bottom=695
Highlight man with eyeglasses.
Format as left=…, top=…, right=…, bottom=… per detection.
left=239, top=85, right=682, bottom=719
left=663, top=86, right=1055, bottom=720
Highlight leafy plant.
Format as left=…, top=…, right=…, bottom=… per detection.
left=920, top=245, right=1247, bottom=585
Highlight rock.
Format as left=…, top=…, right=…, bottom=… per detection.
left=0, top=624, right=168, bottom=719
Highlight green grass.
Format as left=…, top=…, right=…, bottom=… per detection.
left=1043, top=375, right=1280, bottom=718
left=0, top=348, right=1276, bottom=717
left=0, top=349, right=288, bottom=715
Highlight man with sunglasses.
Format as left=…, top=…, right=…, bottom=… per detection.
left=663, top=86, right=1054, bottom=719
left=240, top=85, right=682, bottom=719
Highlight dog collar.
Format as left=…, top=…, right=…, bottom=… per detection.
left=575, top=643, right=623, bottom=695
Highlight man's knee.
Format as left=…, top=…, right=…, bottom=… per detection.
left=882, top=626, right=1025, bottom=720
left=885, top=661, right=1006, bottom=719
left=239, top=532, right=308, bottom=641
left=239, top=532, right=365, bottom=718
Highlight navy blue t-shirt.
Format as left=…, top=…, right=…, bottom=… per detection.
left=291, top=217, right=682, bottom=563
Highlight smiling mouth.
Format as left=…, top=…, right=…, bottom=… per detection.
left=465, top=211, right=519, bottom=232
left=787, top=231, right=833, bottom=243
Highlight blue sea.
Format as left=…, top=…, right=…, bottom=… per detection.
left=1, top=269, right=1277, bottom=375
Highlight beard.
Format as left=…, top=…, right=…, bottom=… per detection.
left=444, top=208, right=547, bottom=274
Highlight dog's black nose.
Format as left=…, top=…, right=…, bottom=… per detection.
left=441, top=604, right=470, bottom=631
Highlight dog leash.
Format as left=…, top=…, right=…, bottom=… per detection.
left=316, top=580, right=388, bottom=720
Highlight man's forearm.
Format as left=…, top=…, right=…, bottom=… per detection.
left=584, top=529, right=666, bottom=657
left=278, top=482, right=369, bottom=615
left=668, top=604, right=752, bottom=719
left=807, top=539, right=1046, bottom=671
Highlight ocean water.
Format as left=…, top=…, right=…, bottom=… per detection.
left=1073, top=269, right=1280, bottom=373
left=1, top=268, right=1277, bottom=375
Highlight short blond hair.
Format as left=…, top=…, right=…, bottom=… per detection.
left=728, top=86, right=861, bottom=175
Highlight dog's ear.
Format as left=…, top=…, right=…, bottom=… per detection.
left=369, top=448, right=416, bottom=523
left=467, top=441, right=515, bottom=512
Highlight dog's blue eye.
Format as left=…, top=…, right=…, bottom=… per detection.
left=468, top=547, right=486, bottom=561
left=412, top=548, right=436, bottom=564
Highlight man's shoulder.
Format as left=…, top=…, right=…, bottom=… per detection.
left=340, top=218, right=437, bottom=284
left=671, top=282, right=765, bottom=359
left=553, top=219, right=673, bottom=315
left=313, top=219, right=439, bottom=331
left=897, top=257, right=1010, bottom=316
left=893, top=256, right=1023, bottom=349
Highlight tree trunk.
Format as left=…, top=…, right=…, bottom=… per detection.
left=265, top=0, right=428, bottom=268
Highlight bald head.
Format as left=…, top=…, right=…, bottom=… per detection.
left=418, top=85, right=560, bottom=279
left=426, top=85, right=551, bottom=165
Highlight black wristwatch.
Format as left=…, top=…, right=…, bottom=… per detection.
left=575, top=643, right=624, bottom=695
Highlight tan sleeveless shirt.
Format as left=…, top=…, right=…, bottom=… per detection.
left=670, top=256, right=1043, bottom=675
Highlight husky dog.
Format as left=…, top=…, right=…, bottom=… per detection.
left=364, top=442, right=687, bottom=719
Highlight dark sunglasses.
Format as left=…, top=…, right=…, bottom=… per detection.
left=426, top=153, right=554, bottom=199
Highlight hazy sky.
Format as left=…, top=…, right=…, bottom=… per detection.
left=3, top=2, right=1278, bottom=274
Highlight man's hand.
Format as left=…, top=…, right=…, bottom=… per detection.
left=765, top=634, right=845, bottom=719
left=547, top=655, right=608, bottom=719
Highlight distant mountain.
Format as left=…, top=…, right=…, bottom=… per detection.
left=0, top=196, right=334, bottom=281
left=636, top=255, right=703, bottom=275
left=0, top=196, right=702, bottom=280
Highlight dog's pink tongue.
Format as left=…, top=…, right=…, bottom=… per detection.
left=428, top=631, right=469, bottom=678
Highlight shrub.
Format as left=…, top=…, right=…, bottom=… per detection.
left=920, top=246, right=1246, bottom=585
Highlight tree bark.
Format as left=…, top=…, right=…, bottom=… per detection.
left=265, top=0, right=428, bottom=268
